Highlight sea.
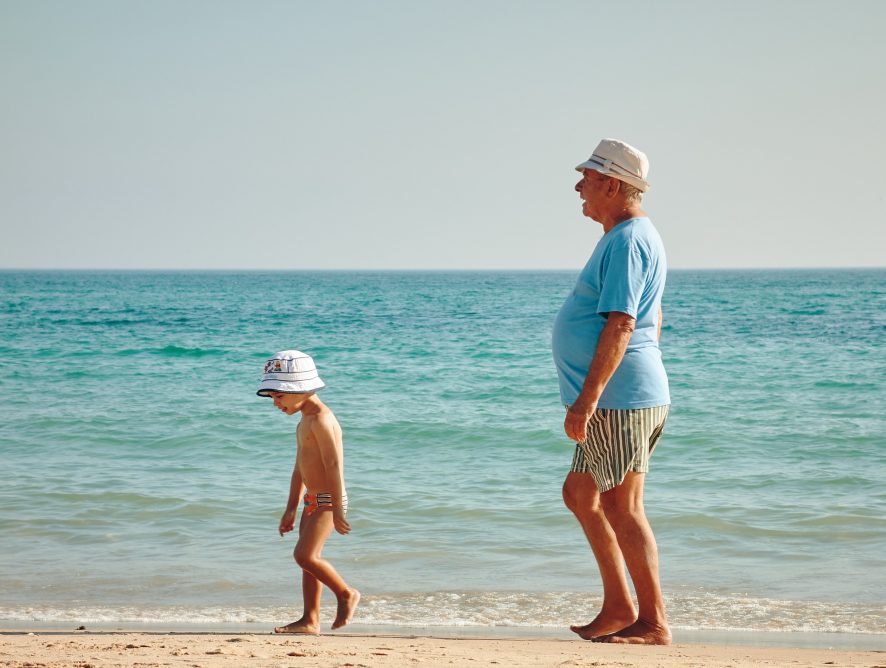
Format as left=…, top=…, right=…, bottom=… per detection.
left=1, top=269, right=884, bottom=647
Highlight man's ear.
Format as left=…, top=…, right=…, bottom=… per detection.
left=605, top=176, right=622, bottom=197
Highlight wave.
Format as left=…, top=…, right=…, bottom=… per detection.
left=114, top=345, right=229, bottom=357
left=2, top=591, right=883, bottom=636
left=154, top=345, right=228, bottom=357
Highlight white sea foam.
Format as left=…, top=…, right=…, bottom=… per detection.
left=2, top=590, right=883, bottom=636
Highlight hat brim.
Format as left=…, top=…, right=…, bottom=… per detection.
left=257, top=379, right=326, bottom=397
left=575, top=159, right=650, bottom=192
left=575, top=157, right=607, bottom=173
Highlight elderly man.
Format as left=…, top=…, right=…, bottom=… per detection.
left=552, top=138, right=671, bottom=645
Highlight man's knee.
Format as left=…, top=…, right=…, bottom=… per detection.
left=599, top=489, right=620, bottom=518
left=563, top=474, right=603, bottom=516
left=562, top=483, right=579, bottom=514
left=599, top=486, right=644, bottom=525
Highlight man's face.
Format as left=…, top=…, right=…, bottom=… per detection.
left=574, top=168, right=608, bottom=221
left=270, top=392, right=307, bottom=415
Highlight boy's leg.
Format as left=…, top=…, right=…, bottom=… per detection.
left=294, top=510, right=360, bottom=630
left=275, top=511, right=323, bottom=634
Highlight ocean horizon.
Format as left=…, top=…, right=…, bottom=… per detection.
left=1, top=269, right=883, bottom=644
left=1, top=266, right=882, bottom=272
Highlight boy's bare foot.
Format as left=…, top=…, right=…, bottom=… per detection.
left=569, top=610, right=637, bottom=640
left=596, top=619, right=671, bottom=645
left=273, top=618, right=320, bottom=635
left=331, top=589, right=360, bottom=630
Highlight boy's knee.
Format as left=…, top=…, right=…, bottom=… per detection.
left=294, top=549, right=314, bottom=570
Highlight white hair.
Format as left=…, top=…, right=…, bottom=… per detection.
left=617, top=180, right=643, bottom=204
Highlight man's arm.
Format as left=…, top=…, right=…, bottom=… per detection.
left=314, top=416, right=351, bottom=535
left=564, top=311, right=636, bottom=442
left=658, top=306, right=663, bottom=342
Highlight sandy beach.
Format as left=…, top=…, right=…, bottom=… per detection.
left=2, top=632, right=884, bottom=668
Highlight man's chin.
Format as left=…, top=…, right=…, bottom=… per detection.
left=582, top=207, right=601, bottom=222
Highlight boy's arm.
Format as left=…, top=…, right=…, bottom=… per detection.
left=314, top=415, right=351, bottom=535
left=279, top=462, right=304, bottom=536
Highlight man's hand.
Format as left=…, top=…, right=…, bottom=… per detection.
left=279, top=508, right=297, bottom=536
left=564, top=399, right=598, bottom=443
left=333, top=509, right=351, bottom=535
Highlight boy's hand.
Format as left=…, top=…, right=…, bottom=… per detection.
left=333, top=509, right=351, bottom=535
left=279, top=508, right=297, bottom=536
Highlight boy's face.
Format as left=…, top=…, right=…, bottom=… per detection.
left=270, top=392, right=309, bottom=415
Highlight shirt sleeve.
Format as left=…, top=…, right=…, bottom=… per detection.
left=597, top=239, right=647, bottom=318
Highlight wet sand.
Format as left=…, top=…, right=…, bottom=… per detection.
left=2, top=631, right=884, bottom=667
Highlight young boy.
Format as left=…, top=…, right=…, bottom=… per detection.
left=257, top=349, right=360, bottom=634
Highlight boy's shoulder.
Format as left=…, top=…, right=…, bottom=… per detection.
left=314, top=405, right=340, bottom=429
left=300, top=404, right=340, bottom=432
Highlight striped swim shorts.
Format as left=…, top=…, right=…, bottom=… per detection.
left=303, top=492, right=349, bottom=517
left=570, top=405, right=669, bottom=493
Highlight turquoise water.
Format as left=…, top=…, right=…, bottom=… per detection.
left=0, top=269, right=884, bottom=637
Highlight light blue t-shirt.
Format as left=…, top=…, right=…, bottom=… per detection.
left=552, top=217, right=670, bottom=409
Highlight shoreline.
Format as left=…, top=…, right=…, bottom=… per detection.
left=3, top=623, right=884, bottom=651
left=1, top=631, right=884, bottom=668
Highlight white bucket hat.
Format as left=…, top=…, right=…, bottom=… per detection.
left=257, top=350, right=325, bottom=396
left=575, top=138, right=651, bottom=192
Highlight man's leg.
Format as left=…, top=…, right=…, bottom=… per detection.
left=563, top=471, right=637, bottom=639
left=598, top=471, right=670, bottom=644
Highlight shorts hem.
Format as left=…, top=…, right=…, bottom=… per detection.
left=569, top=405, right=668, bottom=491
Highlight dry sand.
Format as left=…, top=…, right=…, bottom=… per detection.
left=2, top=632, right=884, bottom=668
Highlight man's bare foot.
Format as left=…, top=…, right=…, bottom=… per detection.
left=273, top=618, right=320, bottom=635
left=597, top=619, right=671, bottom=645
left=569, top=609, right=637, bottom=640
left=331, top=588, right=360, bottom=630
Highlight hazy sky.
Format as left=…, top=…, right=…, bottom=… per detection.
left=2, top=1, right=884, bottom=270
